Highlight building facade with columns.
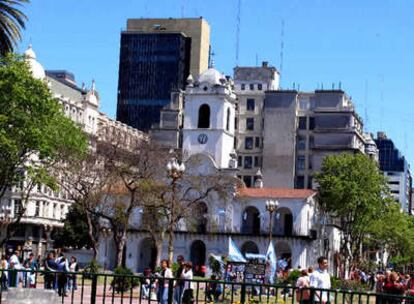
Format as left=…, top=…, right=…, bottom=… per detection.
left=0, top=46, right=145, bottom=256
left=97, top=67, right=339, bottom=274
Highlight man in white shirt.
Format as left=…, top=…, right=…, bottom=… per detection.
left=310, top=256, right=331, bottom=304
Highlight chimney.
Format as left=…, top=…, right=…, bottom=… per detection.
left=262, top=61, right=268, bottom=67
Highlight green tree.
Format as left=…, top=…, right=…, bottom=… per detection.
left=53, top=204, right=98, bottom=250
left=367, top=202, right=414, bottom=269
left=0, top=54, right=87, bottom=243
left=315, top=153, right=390, bottom=274
left=0, top=0, right=29, bottom=55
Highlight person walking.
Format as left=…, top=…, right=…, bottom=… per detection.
left=0, top=255, right=8, bottom=291
left=310, top=256, right=331, bottom=304
left=56, top=252, right=69, bottom=297
left=8, top=250, right=21, bottom=287
left=406, top=273, right=414, bottom=295
left=296, top=269, right=311, bottom=304
left=174, top=255, right=185, bottom=304
left=23, top=253, right=37, bottom=288
left=181, top=262, right=194, bottom=304
left=157, top=259, right=173, bottom=304
left=44, top=251, right=57, bottom=290
left=206, top=275, right=222, bottom=303
left=67, top=256, right=79, bottom=292
left=382, top=272, right=404, bottom=304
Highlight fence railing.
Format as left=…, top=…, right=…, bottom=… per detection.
left=0, top=269, right=413, bottom=304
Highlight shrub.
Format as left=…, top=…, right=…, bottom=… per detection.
left=331, top=277, right=370, bottom=292
left=286, top=269, right=301, bottom=285
left=208, top=255, right=223, bottom=276
left=111, top=266, right=140, bottom=293
left=82, top=260, right=101, bottom=279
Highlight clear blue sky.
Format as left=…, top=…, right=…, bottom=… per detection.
left=19, top=0, right=414, bottom=166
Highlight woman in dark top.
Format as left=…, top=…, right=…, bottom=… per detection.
left=382, top=272, right=404, bottom=304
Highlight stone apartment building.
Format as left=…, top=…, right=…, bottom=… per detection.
left=233, top=62, right=279, bottom=187
left=262, top=89, right=368, bottom=189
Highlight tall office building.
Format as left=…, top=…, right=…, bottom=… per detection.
left=116, top=18, right=210, bottom=131
left=374, top=132, right=412, bottom=213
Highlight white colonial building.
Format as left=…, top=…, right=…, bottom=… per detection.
left=97, top=67, right=339, bottom=274
left=0, top=46, right=145, bottom=256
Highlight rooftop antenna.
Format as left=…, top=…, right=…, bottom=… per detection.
left=279, top=19, right=285, bottom=84
left=364, top=80, right=369, bottom=131
left=339, top=81, right=342, bottom=90
left=379, top=75, right=384, bottom=130
left=404, top=122, right=408, bottom=155
left=256, top=53, right=258, bottom=66
left=209, top=49, right=215, bottom=68
left=145, top=0, right=149, bottom=15
left=235, top=0, right=242, bottom=66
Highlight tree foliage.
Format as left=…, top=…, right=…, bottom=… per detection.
left=0, top=54, right=87, bottom=243
left=0, top=0, right=29, bottom=55
left=367, top=202, right=414, bottom=268
left=315, top=153, right=390, bottom=271
left=0, top=54, right=87, bottom=197
left=53, top=204, right=98, bottom=250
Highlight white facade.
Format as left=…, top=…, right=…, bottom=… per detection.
left=182, top=68, right=237, bottom=169
left=97, top=154, right=324, bottom=273
left=98, top=68, right=340, bottom=275
left=385, top=171, right=411, bottom=212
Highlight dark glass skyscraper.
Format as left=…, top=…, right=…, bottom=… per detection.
left=116, top=32, right=191, bottom=131
left=375, top=133, right=406, bottom=172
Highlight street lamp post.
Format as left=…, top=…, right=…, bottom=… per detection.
left=166, top=155, right=185, bottom=265
left=265, top=200, right=279, bottom=244
left=101, top=227, right=111, bottom=271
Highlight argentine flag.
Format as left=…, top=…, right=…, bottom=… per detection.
left=266, top=241, right=277, bottom=284
left=228, top=237, right=247, bottom=262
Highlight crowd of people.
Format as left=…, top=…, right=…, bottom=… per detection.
left=294, top=256, right=414, bottom=304
left=2, top=249, right=414, bottom=304
left=0, top=249, right=78, bottom=297
left=141, top=255, right=222, bottom=304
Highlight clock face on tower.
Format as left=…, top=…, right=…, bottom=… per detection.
left=197, top=133, right=208, bottom=144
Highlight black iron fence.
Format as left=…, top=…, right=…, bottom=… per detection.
left=0, top=269, right=413, bottom=304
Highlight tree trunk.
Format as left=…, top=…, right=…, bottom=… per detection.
left=115, top=235, right=125, bottom=268
left=85, top=210, right=99, bottom=259
left=155, top=239, right=163, bottom=268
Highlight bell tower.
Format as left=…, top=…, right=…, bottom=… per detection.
left=182, top=68, right=237, bottom=169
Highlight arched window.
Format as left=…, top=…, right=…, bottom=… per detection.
left=190, top=240, right=206, bottom=276
left=226, top=108, right=230, bottom=131
left=274, top=207, right=293, bottom=236
left=194, top=202, right=208, bottom=233
left=198, top=104, right=210, bottom=128
left=241, top=206, right=261, bottom=235
left=241, top=241, right=259, bottom=256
